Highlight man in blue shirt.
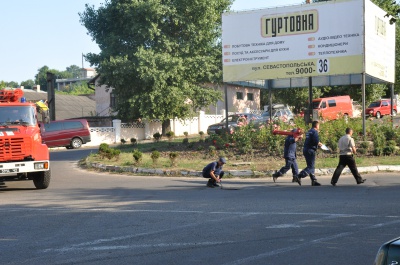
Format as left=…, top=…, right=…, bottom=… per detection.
left=203, top=157, right=226, bottom=188
left=272, top=129, right=302, bottom=185
left=298, top=121, right=322, bottom=186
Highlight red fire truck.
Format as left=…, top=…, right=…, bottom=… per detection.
left=0, top=88, right=51, bottom=189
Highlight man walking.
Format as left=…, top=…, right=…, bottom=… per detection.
left=298, top=121, right=322, bottom=186
left=272, top=129, right=302, bottom=185
left=330, top=128, right=366, bottom=186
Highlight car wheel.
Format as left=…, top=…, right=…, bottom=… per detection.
left=376, top=112, right=381, bottom=119
left=70, top=138, right=83, bottom=149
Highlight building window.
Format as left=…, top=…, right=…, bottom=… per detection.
left=247, top=93, right=254, bottom=101
left=236, top=92, right=243, bottom=100
left=110, top=92, right=116, bottom=108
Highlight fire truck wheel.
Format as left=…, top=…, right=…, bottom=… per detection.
left=70, top=138, right=83, bottom=149
left=32, top=170, right=51, bottom=189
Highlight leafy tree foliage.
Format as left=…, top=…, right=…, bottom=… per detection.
left=80, top=0, right=233, bottom=121
left=20, top=79, right=35, bottom=90
left=55, top=81, right=94, bottom=95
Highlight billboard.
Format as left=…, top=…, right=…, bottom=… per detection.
left=222, top=0, right=395, bottom=83
left=365, top=0, right=396, bottom=83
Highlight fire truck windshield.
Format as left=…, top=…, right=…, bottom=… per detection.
left=0, top=106, right=36, bottom=126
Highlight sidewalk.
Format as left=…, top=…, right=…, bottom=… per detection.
left=85, top=160, right=400, bottom=178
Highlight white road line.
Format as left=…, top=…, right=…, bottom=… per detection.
left=227, top=219, right=400, bottom=265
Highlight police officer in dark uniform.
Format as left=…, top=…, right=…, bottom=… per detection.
left=272, top=129, right=302, bottom=185
left=298, top=121, right=322, bottom=186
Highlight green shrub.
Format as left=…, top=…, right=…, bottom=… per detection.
left=132, top=149, right=143, bottom=164
left=359, top=141, right=371, bottom=149
left=121, top=139, right=126, bottom=144
left=182, top=138, right=189, bottom=144
left=130, top=138, right=137, bottom=145
left=169, top=152, right=178, bottom=166
left=383, top=146, right=395, bottom=156
left=199, top=131, right=205, bottom=139
left=184, top=131, right=188, bottom=138
left=373, top=147, right=383, bottom=156
left=150, top=150, right=160, bottom=164
left=208, top=145, right=217, bottom=157
left=166, top=131, right=175, bottom=140
left=153, top=132, right=162, bottom=142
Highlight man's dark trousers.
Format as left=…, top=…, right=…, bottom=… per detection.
left=331, top=155, right=363, bottom=183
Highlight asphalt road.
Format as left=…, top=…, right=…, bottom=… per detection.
left=1, top=147, right=400, bottom=265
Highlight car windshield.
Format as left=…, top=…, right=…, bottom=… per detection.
left=0, top=106, right=36, bottom=126
left=312, top=101, right=321, bottom=109
left=368, top=102, right=380, bottom=108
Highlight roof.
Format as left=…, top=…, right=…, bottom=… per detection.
left=21, top=89, right=96, bottom=120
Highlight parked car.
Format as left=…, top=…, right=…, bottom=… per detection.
left=311, top=95, right=353, bottom=120
left=366, top=99, right=397, bottom=119
left=374, top=236, right=400, bottom=265
left=260, top=105, right=295, bottom=124
left=207, top=113, right=261, bottom=135
left=39, top=119, right=91, bottom=149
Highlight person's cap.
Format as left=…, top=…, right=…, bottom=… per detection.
left=219, top=157, right=227, bottom=164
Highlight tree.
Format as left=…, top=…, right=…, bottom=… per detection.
left=20, top=79, right=35, bottom=90
left=6, top=81, right=19, bottom=88
left=64, top=65, right=82, bottom=79
left=80, top=0, right=232, bottom=122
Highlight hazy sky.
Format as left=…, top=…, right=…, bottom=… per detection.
left=0, top=0, right=303, bottom=84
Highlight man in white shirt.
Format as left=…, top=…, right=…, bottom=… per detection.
left=330, top=128, right=366, bottom=186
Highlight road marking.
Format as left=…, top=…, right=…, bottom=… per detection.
left=227, top=219, right=400, bottom=265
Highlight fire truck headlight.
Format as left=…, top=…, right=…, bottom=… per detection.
left=34, top=162, right=49, bottom=170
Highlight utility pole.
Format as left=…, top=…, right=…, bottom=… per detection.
left=46, top=72, right=56, bottom=121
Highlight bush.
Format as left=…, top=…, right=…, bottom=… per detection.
left=98, top=143, right=120, bottom=160
left=184, top=131, right=188, bottom=138
left=208, top=145, right=217, bottom=157
left=169, top=152, right=178, bottom=166
left=130, top=138, right=137, bottom=145
left=132, top=149, right=143, bottom=164
left=199, top=131, right=205, bottom=139
left=153, top=132, right=162, bottom=142
left=150, top=150, right=160, bottom=164
left=121, top=139, right=126, bottom=144
left=383, top=146, right=395, bottom=156
left=182, top=138, right=189, bottom=144
left=359, top=141, right=371, bottom=149
left=166, top=131, right=175, bottom=140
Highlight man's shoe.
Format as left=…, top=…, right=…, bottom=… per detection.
left=331, top=180, right=336, bottom=186
left=207, top=180, right=214, bottom=188
left=357, top=179, right=366, bottom=184
left=272, top=172, right=279, bottom=182
left=293, top=176, right=301, bottom=186
left=312, top=180, right=321, bottom=186
left=213, top=182, right=220, bottom=187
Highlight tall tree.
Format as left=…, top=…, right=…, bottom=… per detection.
left=34, top=66, right=61, bottom=91
left=80, top=0, right=232, bottom=121
left=20, top=79, right=35, bottom=90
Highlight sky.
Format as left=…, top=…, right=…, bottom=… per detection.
left=0, top=0, right=303, bottom=84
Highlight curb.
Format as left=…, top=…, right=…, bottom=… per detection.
left=85, top=162, right=400, bottom=178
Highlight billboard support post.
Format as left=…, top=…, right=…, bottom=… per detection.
left=224, top=83, right=229, bottom=133
left=362, top=73, right=366, bottom=137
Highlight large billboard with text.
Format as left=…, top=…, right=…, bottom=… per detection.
left=222, top=0, right=395, bottom=83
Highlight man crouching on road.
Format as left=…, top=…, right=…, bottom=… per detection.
left=203, top=157, right=226, bottom=188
